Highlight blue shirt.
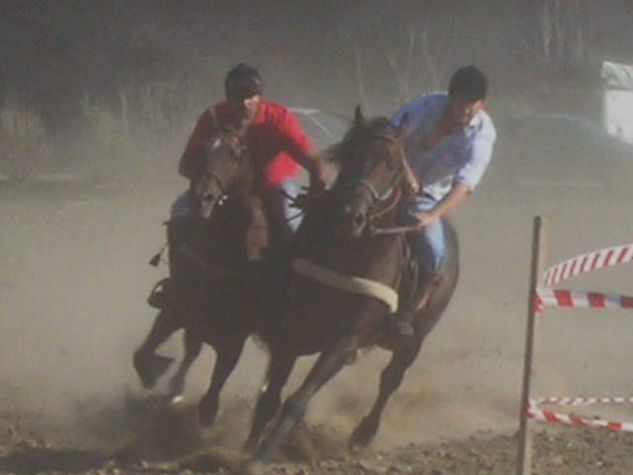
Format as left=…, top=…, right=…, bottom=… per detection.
left=391, top=93, right=496, bottom=201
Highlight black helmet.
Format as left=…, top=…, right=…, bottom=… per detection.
left=224, top=63, right=264, bottom=100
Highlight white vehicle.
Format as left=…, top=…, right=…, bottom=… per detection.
left=291, top=107, right=348, bottom=151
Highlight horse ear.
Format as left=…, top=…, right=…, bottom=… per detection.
left=354, top=105, right=365, bottom=126
left=396, top=112, right=410, bottom=140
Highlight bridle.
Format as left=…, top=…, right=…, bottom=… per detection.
left=345, top=132, right=423, bottom=236
left=347, top=133, right=413, bottom=235
left=198, top=132, right=247, bottom=206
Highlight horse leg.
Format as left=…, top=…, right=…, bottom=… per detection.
left=133, top=310, right=181, bottom=388
left=167, top=330, right=203, bottom=398
left=243, top=352, right=296, bottom=453
left=349, top=341, right=422, bottom=449
left=198, top=336, right=247, bottom=427
left=253, top=337, right=358, bottom=464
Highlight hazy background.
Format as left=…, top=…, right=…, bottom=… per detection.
left=2, top=0, right=633, bottom=180
left=2, top=0, right=633, bottom=454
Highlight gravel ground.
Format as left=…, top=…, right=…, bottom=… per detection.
left=2, top=404, right=633, bottom=474
left=2, top=174, right=633, bottom=474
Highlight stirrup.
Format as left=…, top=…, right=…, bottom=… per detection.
left=147, top=278, right=170, bottom=309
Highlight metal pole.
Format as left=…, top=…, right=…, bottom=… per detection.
left=517, top=216, right=548, bottom=475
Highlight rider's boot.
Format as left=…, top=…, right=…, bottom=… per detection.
left=147, top=278, right=171, bottom=309
left=392, top=274, right=441, bottom=339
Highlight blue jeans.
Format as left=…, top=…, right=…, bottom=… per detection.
left=256, top=178, right=301, bottom=247
left=405, top=195, right=445, bottom=275
left=170, top=178, right=302, bottom=245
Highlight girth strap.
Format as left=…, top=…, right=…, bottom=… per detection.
left=291, top=258, right=399, bottom=312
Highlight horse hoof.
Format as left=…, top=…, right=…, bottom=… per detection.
left=167, top=377, right=185, bottom=398
left=133, top=351, right=174, bottom=388
left=349, top=420, right=377, bottom=449
left=197, top=400, right=218, bottom=428
left=170, top=395, right=185, bottom=406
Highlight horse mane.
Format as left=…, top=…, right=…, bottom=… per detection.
left=329, top=116, right=400, bottom=191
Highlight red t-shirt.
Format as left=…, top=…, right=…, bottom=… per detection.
left=183, top=100, right=312, bottom=186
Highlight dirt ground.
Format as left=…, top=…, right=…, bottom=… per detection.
left=1, top=167, right=633, bottom=474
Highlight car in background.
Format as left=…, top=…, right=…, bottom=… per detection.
left=291, top=107, right=348, bottom=151
left=290, top=107, right=349, bottom=187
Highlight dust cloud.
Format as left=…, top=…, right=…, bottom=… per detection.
left=2, top=130, right=633, bottom=454
left=2, top=0, right=633, bottom=460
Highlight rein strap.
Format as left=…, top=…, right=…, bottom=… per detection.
left=292, top=258, right=399, bottom=313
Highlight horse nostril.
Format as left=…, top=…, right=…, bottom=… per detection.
left=353, top=212, right=365, bottom=228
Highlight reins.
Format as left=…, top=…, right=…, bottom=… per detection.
left=369, top=222, right=421, bottom=235
left=368, top=186, right=401, bottom=220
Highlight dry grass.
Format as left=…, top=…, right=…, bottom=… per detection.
left=0, top=107, right=50, bottom=180
left=0, top=79, right=200, bottom=181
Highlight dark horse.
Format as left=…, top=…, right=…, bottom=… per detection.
left=133, top=126, right=277, bottom=426
left=240, top=108, right=459, bottom=473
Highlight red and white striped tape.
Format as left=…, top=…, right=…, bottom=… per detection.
left=543, top=243, right=633, bottom=288
left=528, top=405, right=633, bottom=432
left=532, top=396, right=633, bottom=406
left=528, top=398, right=633, bottom=432
left=536, top=288, right=633, bottom=311
left=528, top=243, right=633, bottom=435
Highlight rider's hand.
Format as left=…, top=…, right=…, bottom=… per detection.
left=292, top=191, right=323, bottom=210
left=308, top=174, right=327, bottom=195
left=292, top=193, right=309, bottom=210
left=413, top=212, right=438, bottom=228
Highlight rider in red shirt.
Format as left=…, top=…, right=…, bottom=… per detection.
left=177, top=63, right=327, bottom=245
left=150, top=64, right=328, bottom=308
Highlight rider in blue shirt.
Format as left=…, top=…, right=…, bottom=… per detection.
left=390, top=65, right=497, bottom=338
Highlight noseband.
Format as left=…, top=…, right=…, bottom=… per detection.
left=357, top=178, right=394, bottom=203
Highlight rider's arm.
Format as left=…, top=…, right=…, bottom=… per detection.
left=428, top=182, right=470, bottom=219
left=179, top=109, right=216, bottom=180
left=295, top=151, right=329, bottom=192
left=416, top=128, right=495, bottom=226
left=278, top=110, right=329, bottom=191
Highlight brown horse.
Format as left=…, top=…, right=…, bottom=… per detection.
left=133, top=126, right=277, bottom=426
left=240, top=107, right=459, bottom=471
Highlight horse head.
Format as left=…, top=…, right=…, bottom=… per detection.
left=193, top=126, right=251, bottom=220
left=329, top=106, right=411, bottom=239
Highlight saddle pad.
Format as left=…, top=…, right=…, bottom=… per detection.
left=291, top=258, right=399, bottom=312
